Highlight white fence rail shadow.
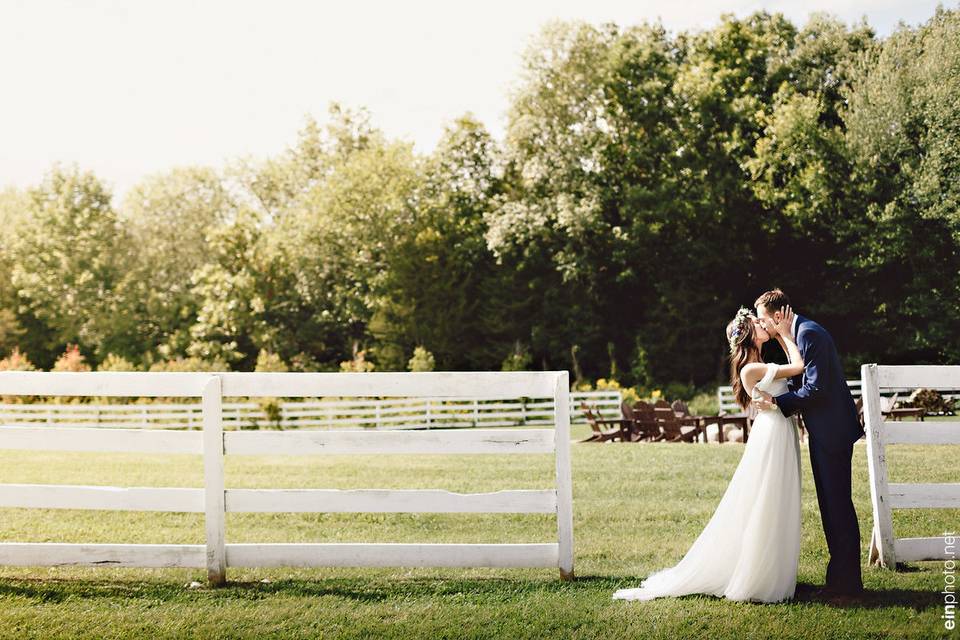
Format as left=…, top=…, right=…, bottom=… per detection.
left=0, top=371, right=576, bottom=584
left=0, top=391, right=619, bottom=431
left=862, top=364, right=960, bottom=568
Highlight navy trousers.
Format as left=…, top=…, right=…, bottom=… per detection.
left=808, top=439, right=864, bottom=593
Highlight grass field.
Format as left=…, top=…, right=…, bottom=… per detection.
left=0, top=421, right=956, bottom=639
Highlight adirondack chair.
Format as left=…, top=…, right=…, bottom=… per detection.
left=671, top=399, right=710, bottom=438
left=579, top=402, right=626, bottom=443
left=879, top=392, right=925, bottom=421
left=627, top=400, right=664, bottom=442
left=654, top=400, right=703, bottom=443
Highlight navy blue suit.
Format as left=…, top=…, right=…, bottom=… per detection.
left=774, top=315, right=865, bottom=594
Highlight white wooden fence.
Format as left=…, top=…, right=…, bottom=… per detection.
left=718, top=377, right=960, bottom=414
left=0, top=371, right=575, bottom=584
left=0, top=391, right=620, bottom=431
left=862, top=364, right=960, bottom=568
left=717, top=380, right=863, bottom=413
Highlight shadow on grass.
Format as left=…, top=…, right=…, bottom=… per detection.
left=791, top=581, right=942, bottom=611
left=0, top=574, right=608, bottom=605
left=0, top=575, right=944, bottom=613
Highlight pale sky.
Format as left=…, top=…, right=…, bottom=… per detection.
left=0, top=0, right=946, bottom=203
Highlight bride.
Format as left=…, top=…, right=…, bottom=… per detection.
left=613, top=305, right=803, bottom=603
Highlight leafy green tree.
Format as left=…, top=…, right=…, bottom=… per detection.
left=840, top=7, right=960, bottom=364
left=371, top=116, right=513, bottom=370
left=9, top=165, right=131, bottom=366
left=117, top=167, right=235, bottom=363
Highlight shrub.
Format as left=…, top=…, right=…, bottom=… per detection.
left=688, top=391, right=720, bottom=416
left=501, top=342, right=532, bottom=372
left=340, top=349, right=375, bottom=373
left=53, top=344, right=91, bottom=372
left=594, top=378, right=639, bottom=405
left=0, top=347, right=36, bottom=372
left=407, top=346, right=435, bottom=372
left=255, top=350, right=288, bottom=429
left=0, top=347, right=37, bottom=403
left=148, top=356, right=230, bottom=372
left=97, top=353, right=138, bottom=372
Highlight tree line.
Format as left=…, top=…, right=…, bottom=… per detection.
left=1, top=9, right=958, bottom=398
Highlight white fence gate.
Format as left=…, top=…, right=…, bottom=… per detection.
left=0, top=371, right=575, bottom=584
left=862, top=364, right=960, bottom=568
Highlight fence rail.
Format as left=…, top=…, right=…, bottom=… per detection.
left=0, top=391, right=619, bottom=431
left=0, top=371, right=576, bottom=584
left=716, top=378, right=960, bottom=414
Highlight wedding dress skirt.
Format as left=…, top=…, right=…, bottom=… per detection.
left=613, top=363, right=802, bottom=603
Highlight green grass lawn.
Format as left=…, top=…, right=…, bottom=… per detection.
left=0, top=421, right=956, bottom=639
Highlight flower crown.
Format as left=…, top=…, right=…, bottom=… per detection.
left=728, top=307, right=753, bottom=351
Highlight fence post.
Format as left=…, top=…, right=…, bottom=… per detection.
left=862, top=364, right=896, bottom=568
left=202, top=376, right=226, bottom=586
left=553, top=371, right=575, bottom=580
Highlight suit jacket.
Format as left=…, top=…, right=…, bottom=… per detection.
left=774, top=314, right=865, bottom=453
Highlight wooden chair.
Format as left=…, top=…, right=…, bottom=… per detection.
left=875, top=392, right=925, bottom=421
left=671, top=399, right=689, bottom=417
left=627, top=400, right=664, bottom=442
left=671, top=399, right=711, bottom=441
left=579, top=402, right=624, bottom=443
left=654, top=401, right=703, bottom=443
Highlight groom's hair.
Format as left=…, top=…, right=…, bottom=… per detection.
left=754, top=288, right=791, bottom=313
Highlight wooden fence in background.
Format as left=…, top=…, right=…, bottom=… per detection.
left=0, top=371, right=576, bottom=584
left=0, top=390, right=619, bottom=431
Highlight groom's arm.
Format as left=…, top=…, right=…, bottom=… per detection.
left=773, top=329, right=826, bottom=418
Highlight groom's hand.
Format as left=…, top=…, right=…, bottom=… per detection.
left=752, top=390, right=775, bottom=412
left=778, top=305, right=795, bottom=341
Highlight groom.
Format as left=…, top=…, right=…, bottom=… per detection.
left=751, top=288, right=866, bottom=600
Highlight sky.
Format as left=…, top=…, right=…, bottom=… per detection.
left=0, top=0, right=947, bottom=204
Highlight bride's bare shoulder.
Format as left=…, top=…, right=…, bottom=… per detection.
left=740, top=362, right=767, bottom=386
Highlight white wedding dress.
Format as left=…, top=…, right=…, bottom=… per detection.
left=613, top=362, right=802, bottom=603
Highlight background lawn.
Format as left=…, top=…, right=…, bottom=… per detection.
left=0, top=421, right=956, bottom=639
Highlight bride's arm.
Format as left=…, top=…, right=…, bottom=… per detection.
left=776, top=333, right=804, bottom=379
left=740, top=363, right=767, bottom=397
left=771, top=306, right=803, bottom=378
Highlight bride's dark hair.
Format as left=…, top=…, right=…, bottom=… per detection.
left=727, top=312, right=760, bottom=411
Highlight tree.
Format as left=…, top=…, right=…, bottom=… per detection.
left=839, top=7, right=960, bottom=364
left=371, top=115, right=513, bottom=370
left=116, top=166, right=235, bottom=363
left=8, top=165, right=129, bottom=366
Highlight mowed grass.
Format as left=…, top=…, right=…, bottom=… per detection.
left=0, top=421, right=956, bottom=639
